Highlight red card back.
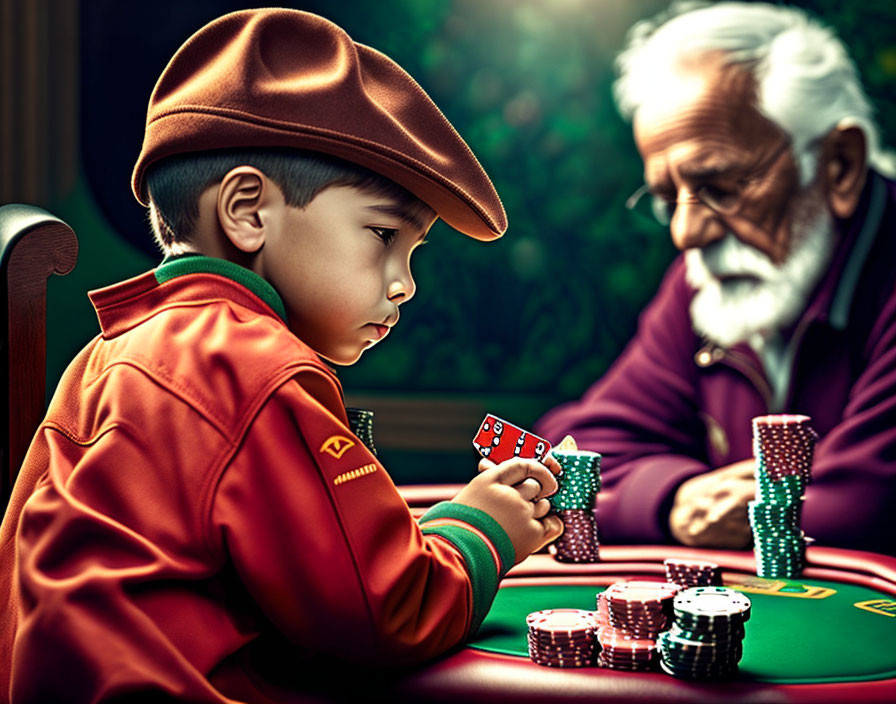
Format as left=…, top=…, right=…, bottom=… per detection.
left=472, top=414, right=551, bottom=463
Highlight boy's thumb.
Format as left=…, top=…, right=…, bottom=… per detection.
left=542, top=514, right=564, bottom=543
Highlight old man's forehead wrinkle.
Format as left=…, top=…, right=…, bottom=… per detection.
left=634, top=71, right=790, bottom=179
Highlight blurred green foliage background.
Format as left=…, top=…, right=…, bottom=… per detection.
left=46, top=0, right=896, bottom=444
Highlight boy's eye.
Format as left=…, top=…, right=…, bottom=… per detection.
left=369, top=227, right=398, bottom=245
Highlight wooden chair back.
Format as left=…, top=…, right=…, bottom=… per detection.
left=0, top=204, right=78, bottom=502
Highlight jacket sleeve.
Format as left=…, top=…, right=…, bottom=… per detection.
left=209, top=371, right=514, bottom=666
left=803, top=295, right=896, bottom=553
left=535, top=258, right=710, bottom=544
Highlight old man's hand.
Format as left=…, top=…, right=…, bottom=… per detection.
left=669, top=459, right=755, bottom=549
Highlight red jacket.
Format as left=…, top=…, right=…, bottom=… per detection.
left=0, top=256, right=513, bottom=703
left=536, top=173, right=896, bottom=554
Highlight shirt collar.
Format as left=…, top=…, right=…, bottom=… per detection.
left=155, top=254, right=288, bottom=323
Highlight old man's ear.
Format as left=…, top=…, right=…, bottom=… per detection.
left=820, top=123, right=867, bottom=219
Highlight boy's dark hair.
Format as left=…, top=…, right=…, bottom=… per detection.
left=145, top=148, right=428, bottom=252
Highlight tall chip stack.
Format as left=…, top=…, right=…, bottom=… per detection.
left=749, top=414, right=818, bottom=579
left=549, top=437, right=602, bottom=563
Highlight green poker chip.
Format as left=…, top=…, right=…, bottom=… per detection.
left=549, top=450, right=601, bottom=510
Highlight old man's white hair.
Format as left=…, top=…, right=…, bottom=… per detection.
left=614, top=1, right=896, bottom=177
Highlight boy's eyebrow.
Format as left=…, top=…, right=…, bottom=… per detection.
left=365, top=203, right=426, bottom=232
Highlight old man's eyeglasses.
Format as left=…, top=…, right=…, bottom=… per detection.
left=625, top=139, right=793, bottom=226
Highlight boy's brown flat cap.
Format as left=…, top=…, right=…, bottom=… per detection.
left=132, top=8, right=506, bottom=240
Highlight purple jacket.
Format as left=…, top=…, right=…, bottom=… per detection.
left=536, top=173, right=896, bottom=554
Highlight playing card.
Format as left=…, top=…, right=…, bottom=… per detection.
left=472, top=414, right=552, bottom=463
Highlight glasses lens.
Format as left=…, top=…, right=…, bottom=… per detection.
left=650, top=196, right=673, bottom=226
left=626, top=185, right=671, bottom=227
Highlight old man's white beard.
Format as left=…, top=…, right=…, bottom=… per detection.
left=684, top=193, right=837, bottom=349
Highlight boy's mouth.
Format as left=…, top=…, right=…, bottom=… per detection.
left=369, top=323, right=390, bottom=340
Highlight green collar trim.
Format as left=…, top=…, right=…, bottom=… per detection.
left=155, top=255, right=288, bottom=322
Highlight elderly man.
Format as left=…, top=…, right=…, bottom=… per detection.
left=536, top=1, right=896, bottom=554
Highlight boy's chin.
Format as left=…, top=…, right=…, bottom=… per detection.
left=319, top=347, right=367, bottom=367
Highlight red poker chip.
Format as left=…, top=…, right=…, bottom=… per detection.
left=607, top=621, right=667, bottom=637
left=528, top=647, right=596, bottom=660
left=527, top=609, right=599, bottom=632
left=530, top=653, right=593, bottom=665
left=528, top=647, right=595, bottom=667
left=530, top=658, right=593, bottom=669
left=608, top=608, right=668, bottom=620
left=599, top=652, right=656, bottom=664
left=597, top=656, right=656, bottom=671
left=599, top=642, right=657, bottom=656
left=608, top=598, right=670, bottom=610
left=599, top=662, right=655, bottom=671
left=527, top=631, right=597, bottom=646
left=608, top=620, right=667, bottom=632
left=604, top=581, right=680, bottom=607
left=610, top=628, right=665, bottom=640
left=527, top=634, right=595, bottom=650
left=608, top=607, right=668, bottom=621
left=598, top=644, right=657, bottom=658
left=597, top=628, right=657, bottom=653
left=527, top=645, right=595, bottom=659
left=609, top=607, right=668, bottom=618
left=665, top=560, right=722, bottom=588
left=608, top=612, right=669, bottom=628
left=528, top=648, right=596, bottom=663
left=555, top=553, right=600, bottom=563
left=528, top=626, right=596, bottom=640
left=595, top=599, right=611, bottom=627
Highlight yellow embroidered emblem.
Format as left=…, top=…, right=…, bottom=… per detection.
left=333, top=463, right=377, bottom=486
left=320, top=435, right=356, bottom=459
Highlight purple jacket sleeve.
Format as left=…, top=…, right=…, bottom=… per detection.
left=535, top=258, right=710, bottom=544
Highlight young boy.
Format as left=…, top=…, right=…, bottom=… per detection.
left=0, top=9, right=563, bottom=703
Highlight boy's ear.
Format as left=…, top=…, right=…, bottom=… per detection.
left=820, top=124, right=867, bottom=219
left=217, top=166, right=273, bottom=253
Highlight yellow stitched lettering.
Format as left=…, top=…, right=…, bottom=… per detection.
left=334, top=463, right=377, bottom=485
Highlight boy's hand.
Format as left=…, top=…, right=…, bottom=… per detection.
left=452, top=457, right=564, bottom=564
left=476, top=452, right=564, bottom=479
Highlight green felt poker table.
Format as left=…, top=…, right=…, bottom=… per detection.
left=379, top=544, right=896, bottom=703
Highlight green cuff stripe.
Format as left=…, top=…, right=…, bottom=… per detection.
left=155, top=255, right=288, bottom=322
left=421, top=523, right=498, bottom=634
left=420, top=501, right=515, bottom=575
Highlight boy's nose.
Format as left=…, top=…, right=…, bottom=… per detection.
left=387, top=273, right=415, bottom=303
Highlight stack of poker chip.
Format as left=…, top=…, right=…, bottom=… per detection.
left=749, top=414, right=818, bottom=578
left=549, top=436, right=602, bottom=563
left=664, top=558, right=723, bottom=589
left=657, top=586, right=751, bottom=680
left=345, top=407, right=377, bottom=456
left=526, top=609, right=600, bottom=668
left=595, top=580, right=681, bottom=670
